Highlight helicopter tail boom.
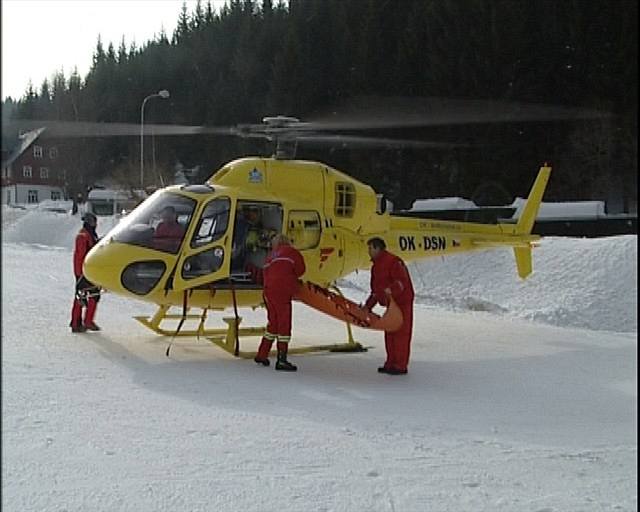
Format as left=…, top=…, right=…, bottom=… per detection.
left=383, top=165, right=551, bottom=279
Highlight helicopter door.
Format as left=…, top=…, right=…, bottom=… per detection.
left=171, top=196, right=232, bottom=290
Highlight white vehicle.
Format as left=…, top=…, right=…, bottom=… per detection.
left=85, top=188, right=141, bottom=217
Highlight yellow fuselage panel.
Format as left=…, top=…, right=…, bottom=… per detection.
left=83, top=240, right=188, bottom=301
left=209, top=157, right=389, bottom=234
left=84, top=239, right=266, bottom=308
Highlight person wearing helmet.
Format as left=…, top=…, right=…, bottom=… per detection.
left=70, top=212, right=101, bottom=332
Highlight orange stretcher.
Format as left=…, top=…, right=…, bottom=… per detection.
left=293, top=281, right=403, bottom=332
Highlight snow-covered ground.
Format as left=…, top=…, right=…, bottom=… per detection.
left=2, top=207, right=637, bottom=511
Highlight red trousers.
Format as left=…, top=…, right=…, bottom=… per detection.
left=383, top=303, right=413, bottom=372
left=264, top=294, right=292, bottom=337
left=71, top=297, right=98, bottom=327
left=256, top=293, right=293, bottom=360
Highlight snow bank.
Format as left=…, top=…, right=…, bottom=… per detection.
left=411, top=197, right=477, bottom=211
left=409, top=196, right=607, bottom=219
left=511, top=197, right=606, bottom=219
left=2, top=205, right=121, bottom=250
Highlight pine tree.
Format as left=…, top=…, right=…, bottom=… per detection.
left=173, top=2, right=191, bottom=44
left=92, top=35, right=106, bottom=67
left=51, top=70, right=68, bottom=120
left=35, top=79, right=52, bottom=119
left=117, top=37, right=128, bottom=65
left=68, top=67, right=82, bottom=120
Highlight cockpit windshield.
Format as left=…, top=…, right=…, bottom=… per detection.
left=110, top=191, right=196, bottom=254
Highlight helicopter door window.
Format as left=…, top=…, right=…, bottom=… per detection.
left=110, top=192, right=195, bottom=254
left=287, top=210, right=321, bottom=250
left=191, top=197, right=231, bottom=248
left=182, top=246, right=225, bottom=280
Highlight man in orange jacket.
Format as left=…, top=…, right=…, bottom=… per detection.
left=363, top=237, right=415, bottom=375
left=254, top=234, right=306, bottom=371
left=70, top=212, right=102, bottom=332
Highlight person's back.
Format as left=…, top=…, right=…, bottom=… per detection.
left=370, top=249, right=415, bottom=306
left=263, top=243, right=305, bottom=297
left=255, top=234, right=306, bottom=371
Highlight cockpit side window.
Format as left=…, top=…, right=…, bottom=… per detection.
left=191, top=197, right=231, bottom=248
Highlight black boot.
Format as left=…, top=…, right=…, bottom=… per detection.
left=254, top=338, right=273, bottom=367
left=275, top=347, right=297, bottom=372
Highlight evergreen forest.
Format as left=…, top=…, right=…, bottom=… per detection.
left=2, top=0, right=637, bottom=211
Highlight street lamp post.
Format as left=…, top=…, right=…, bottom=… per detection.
left=140, top=89, right=170, bottom=189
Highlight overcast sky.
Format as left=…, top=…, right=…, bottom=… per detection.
left=2, top=0, right=228, bottom=101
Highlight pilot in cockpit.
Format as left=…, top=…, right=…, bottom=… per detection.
left=152, top=206, right=185, bottom=253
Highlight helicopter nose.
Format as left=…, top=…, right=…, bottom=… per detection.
left=83, top=240, right=168, bottom=296
left=83, top=240, right=127, bottom=292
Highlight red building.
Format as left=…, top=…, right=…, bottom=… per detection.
left=1, top=128, right=66, bottom=205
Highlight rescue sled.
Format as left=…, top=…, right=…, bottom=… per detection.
left=294, top=281, right=403, bottom=332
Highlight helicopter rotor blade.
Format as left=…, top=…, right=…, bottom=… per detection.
left=2, top=96, right=610, bottom=147
left=294, top=134, right=470, bottom=149
left=303, top=96, right=611, bottom=131
left=3, top=120, right=237, bottom=138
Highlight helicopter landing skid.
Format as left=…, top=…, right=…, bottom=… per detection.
left=134, top=304, right=367, bottom=358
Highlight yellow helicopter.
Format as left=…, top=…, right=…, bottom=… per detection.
left=61, top=114, right=552, bottom=358
left=11, top=98, right=601, bottom=357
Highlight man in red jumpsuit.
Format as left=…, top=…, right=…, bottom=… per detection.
left=362, top=237, right=415, bottom=375
left=70, top=212, right=101, bottom=332
left=254, top=234, right=306, bottom=371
